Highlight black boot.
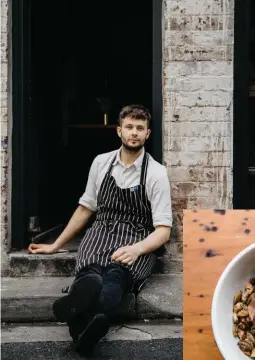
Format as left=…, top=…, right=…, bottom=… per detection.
left=75, top=313, right=109, bottom=357
left=53, top=274, right=103, bottom=323
left=68, top=313, right=91, bottom=344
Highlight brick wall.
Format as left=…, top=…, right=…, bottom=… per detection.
left=162, top=0, right=234, bottom=251
left=1, top=0, right=10, bottom=274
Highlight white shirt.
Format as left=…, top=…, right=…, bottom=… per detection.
left=79, top=147, right=172, bottom=228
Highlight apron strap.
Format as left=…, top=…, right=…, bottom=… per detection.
left=140, top=152, right=149, bottom=186
left=107, top=153, right=117, bottom=175
left=107, top=151, right=148, bottom=185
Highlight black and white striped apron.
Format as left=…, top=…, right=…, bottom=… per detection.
left=75, top=152, right=157, bottom=292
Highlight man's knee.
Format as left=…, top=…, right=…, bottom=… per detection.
left=97, top=283, right=122, bottom=313
left=70, top=272, right=103, bottom=294
left=76, top=264, right=102, bottom=280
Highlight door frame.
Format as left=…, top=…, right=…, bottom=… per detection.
left=11, top=0, right=32, bottom=248
left=11, top=0, right=164, bottom=248
left=152, top=0, right=163, bottom=164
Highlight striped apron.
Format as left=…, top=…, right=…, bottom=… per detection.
left=75, top=152, right=157, bottom=292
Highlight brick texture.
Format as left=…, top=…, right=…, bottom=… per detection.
left=1, top=0, right=10, bottom=273
left=163, top=0, right=234, bottom=251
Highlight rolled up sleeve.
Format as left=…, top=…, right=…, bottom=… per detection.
left=150, top=168, right=172, bottom=228
left=78, top=156, right=99, bottom=212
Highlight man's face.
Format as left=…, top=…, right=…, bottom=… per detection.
left=117, top=117, right=151, bottom=152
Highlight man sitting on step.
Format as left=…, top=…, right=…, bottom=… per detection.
left=28, top=104, right=172, bottom=357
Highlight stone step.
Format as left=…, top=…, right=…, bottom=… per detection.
left=2, top=321, right=183, bottom=360
left=7, top=251, right=182, bottom=277
left=1, top=274, right=182, bottom=323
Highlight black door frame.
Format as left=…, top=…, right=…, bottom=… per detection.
left=11, top=0, right=32, bottom=249
left=233, top=0, right=251, bottom=208
left=11, top=0, right=163, bottom=248
left=152, top=0, right=163, bottom=164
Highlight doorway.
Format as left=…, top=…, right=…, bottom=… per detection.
left=233, top=0, right=255, bottom=209
left=11, top=0, right=163, bottom=248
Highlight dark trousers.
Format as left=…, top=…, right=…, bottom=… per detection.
left=68, top=263, right=132, bottom=341
left=75, top=263, right=132, bottom=315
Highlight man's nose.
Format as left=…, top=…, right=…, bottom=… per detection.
left=131, top=128, right=138, bottom=135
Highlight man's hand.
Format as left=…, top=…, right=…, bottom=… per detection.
left=111, top=245, right=142, bottom=266
left=28, top=243, right=58, bottom=254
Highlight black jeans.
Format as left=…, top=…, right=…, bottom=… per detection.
left=74, top=263, right=132, bottom=316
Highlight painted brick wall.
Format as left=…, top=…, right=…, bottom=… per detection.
left=1, top=0, right=10, bottom=274
left=162, top=0, right=234, bottom=253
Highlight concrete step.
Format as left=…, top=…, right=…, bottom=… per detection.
left=7, top=251, right=182, bottom=277
left=1, top=321, right=183, bottom=360
left=1, top=274, right=182, bottom=323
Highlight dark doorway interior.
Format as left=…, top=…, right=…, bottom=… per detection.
left=12, top=0, right=162, bottom=248
left=233, top=0, right=255, bottom=209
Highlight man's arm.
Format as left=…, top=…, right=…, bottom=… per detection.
left=111, top=225, right=170, bottom=264
left=28, top=205, right=94, bottom=254
left=132, top=225, right=171, bottom=255
left=53, top=205, right=94, bottom=250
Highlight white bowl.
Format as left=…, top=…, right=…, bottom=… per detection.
left=211, top=243, right=255, bottom=360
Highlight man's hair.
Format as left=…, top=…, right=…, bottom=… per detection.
left=118, top=104, right=151, bottom=128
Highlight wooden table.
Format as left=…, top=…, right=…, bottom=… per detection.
left=183, top=210, right=255, bottom=360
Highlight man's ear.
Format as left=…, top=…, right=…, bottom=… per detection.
left=146, top=129, right=151, bottom=139
left=116, top=126, right=121, bottom=138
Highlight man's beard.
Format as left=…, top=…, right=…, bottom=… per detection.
left=121, top=139, right=145, bottom=153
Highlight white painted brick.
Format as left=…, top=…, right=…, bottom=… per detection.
left=164, top=61, right=199, bottom=77
left=192, top=30, right=233, bottom=46
left=1, top=62, right=8, bottom=78
left=164, top=91, right=179, bottom=109
left=171, top=181, right=232, bottom=198
left=1, top=120, right=7, bottom=136
left=165, top=31, right=193, bottom=46
left=208, top=61, right=233, bottom=75
left=165, top=30, right=233, bottom=47
left=186, top=195, right=232, bottom=209
left=171, top=182, right=197, bottom=198
left=166, top=15, right=233, bottom=31
left=168, top=166, right=232, bottom=183
left=164, top=61, right=233, bottom=77
left=165, top=76, right=233, bottom=92
left=164, top=150, right=232, bottom=167
left=0, top=76, right=7, bottom=93
left=1, top=0, right=8, bottom=20
left=177, top=91, right=232, bottom=107
left=196, top=182, right=232, bottom=198
left=193, top=15, right=234, bottom=31
left=165, top=122, right=231, bottom=137
left=1, top=90, right=7, bottom=102
left=167, top=136, right=231, bottom=151
left=188, top=136, right=231, bottom=152
left=165, top=16, right=194, bottom=31
left=1, top=27, right=7, bottom=44
left=166, top=0, right=234, bottom=15
left=163, top=106, right=232, bottom=122
left=167, top=136, right=188, bottom=152
left=0, top=149, right=8, bottom=171
left=199, top=60, right=233, bottom=75
left=0, top=107, right=7, bottom=122
left=0, top=96, right=7, bottom=109
left=166, top=44, right=232, bottom=61
left=1, top=156, right=7, bottom=186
